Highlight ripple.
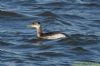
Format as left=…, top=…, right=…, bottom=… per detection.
left=79, top=2, right=100, bottom=7
left=46, top=2, right=66, bottom=6
left=24, top=55, right=47, bottom=61
left=71, top=47, right=88, bottom=52
left=0, top=10, right=25, bottom=17
left=0, top=40, right=14, bottom=46
left=11, top=44, right=35, bottom=49
left=59, top=34, right=100, bottom=46
left=63, top=14, right=86, bottom=19
left=0, top=64, right=7, bottom=66
left=36, top=51, right=66, bottom=57
left=37, top=11, right=58, bottom=17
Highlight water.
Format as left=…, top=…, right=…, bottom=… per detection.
left=0, top=0, right=100, bottom=66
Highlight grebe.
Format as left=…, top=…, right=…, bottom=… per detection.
left=28, top=22, right=67, bottom=39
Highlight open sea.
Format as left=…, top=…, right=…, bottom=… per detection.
left=0, top=0, right=100, bottom=66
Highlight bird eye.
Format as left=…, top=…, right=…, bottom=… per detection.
left=37, top=22, right=40, bottom=24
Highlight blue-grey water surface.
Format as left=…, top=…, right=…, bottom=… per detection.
left=0, top=0, right=100, bottom=66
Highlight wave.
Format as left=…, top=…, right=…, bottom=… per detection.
left=45, top=1, right=67, bottom=6
left=76, top=0, right=100, bottom=4
left=37, top=11, right=58, bottom=17
left=71, top=47, right=89, bottom=53
left=36, top=51, right=66, bottom=57
left=59, top=34, right=100, bottom=45
left=0, top=10, right=25, bottom=17
left=0, top=40, right=14, bottom=46
left=62, top=14, right=85, bottom=19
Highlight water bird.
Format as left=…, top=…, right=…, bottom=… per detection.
left=28, top=22, right=68, bottom=39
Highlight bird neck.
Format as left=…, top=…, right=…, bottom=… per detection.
left=36, top=26, right=43, bottom=38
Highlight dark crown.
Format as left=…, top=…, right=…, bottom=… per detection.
left=32, top=22, right=40, bottom=25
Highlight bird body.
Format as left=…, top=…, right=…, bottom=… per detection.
left=28, top=22, right=67, bottom=40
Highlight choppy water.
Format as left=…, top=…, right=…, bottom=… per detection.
left=0, top=0, right=100, bottom=66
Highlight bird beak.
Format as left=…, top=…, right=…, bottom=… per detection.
left=27, top=25, right=33, bottom=28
